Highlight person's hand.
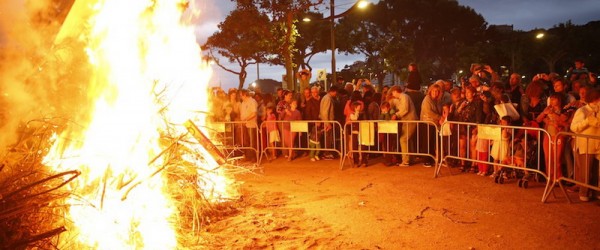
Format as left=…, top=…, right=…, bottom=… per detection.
left=483, top=65, right=493, bottom=73
left=590, top=73, right=598, bottom=83
left=324, top=123, right=332, bottom=131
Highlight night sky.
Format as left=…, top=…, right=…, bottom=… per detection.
left=4, top=1, right=597, bottom=88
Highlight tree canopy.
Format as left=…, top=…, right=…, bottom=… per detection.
left=207, top=0, right=600, bottom=88
left=202, top=4, right=272, bottom=89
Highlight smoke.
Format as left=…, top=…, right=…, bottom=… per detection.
left=0, top=0, right=87, bottom=150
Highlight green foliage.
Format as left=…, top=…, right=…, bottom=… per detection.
left=481, top=21, right=600, bottom=77
left=293, top=11, right=330, bottom=71
left=233, top=0, right=324, bottom=90
left=202, top=5, right=273, bottom=89
left=336, top=0, right=487, bottom=81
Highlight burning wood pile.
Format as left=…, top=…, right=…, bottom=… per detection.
left=0, top=0, right=243, bottom=248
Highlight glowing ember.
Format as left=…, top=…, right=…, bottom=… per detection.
left=42, top=0, right=229, bottom=248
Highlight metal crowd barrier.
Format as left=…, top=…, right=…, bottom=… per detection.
left=543, top=132, right=600, bottom=203
left=342, top=120, right=439, bottom=171
left=436, top=121, right=552, bottom=202
left=204, top=121, right=260, bottom=164
left=259, top=120, right=344, bottom=167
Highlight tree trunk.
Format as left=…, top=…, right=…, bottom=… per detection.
left=238, top=69, right=247, bottom=90
left=377, top=72, right=385, bottom=88
left=284, top=12, right=295, bottom=91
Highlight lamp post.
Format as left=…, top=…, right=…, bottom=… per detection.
left=330, top=0, right=369, bottom=89
left=330, top=0, right=336, bottom=90
left=305, top=0, right=368, bottom=90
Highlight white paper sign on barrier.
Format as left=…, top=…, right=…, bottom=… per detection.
left=359, top=122, right=375, bottom=146
left=477, top=125, right=501, bottom=140
left=291, top=121, right=308, bottom=133
left=378, top=121, right=398, bottom=134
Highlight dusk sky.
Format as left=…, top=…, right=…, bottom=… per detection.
left=196, top=0, right=600, bottom=89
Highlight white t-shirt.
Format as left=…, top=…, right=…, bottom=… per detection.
left=240, top=97, right=258, bottom=128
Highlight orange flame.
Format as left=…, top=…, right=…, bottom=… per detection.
left=43, top=0, right=226, bottom=248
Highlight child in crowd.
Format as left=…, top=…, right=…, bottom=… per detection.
left=440, top=103, right=452, bottom=164
left=538, top=93, right=568, bottom=180
left=379, top=102, right=397, bottom=166
left=510, top=139, right=528, bottom=180
left=440, top=103, right=451, bottom=135
left=281, top=100, right=302, bottom=161
left=349, top=101, right=364, bottom=167
left=265, top=106, right=280, bottom=160
left=309, top=124, right=323, bottom=161
left=490, top=116, right=512, bottom=178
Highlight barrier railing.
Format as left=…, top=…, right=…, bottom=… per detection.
left=204, top=121, right=260, bottom=163
left=436, top=121, right=552, bottom=202
left=342, top=120, right=439, bottom=171
left=259, top=120, right=344, bottom=167
left=543, top=132, right=600, bottom=203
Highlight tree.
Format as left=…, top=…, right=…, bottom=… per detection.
left=480, top=21, right=600, bottom=78
left=293, top=11, right=330, bottom=72
left=335, top=0, right=487, bottom=82
left=202, top=5, right=272, bottom=89
left=337, top=3, right=413, bottom=85
left=235, top=0, right=323, bottom=90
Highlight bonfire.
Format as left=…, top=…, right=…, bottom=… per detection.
left=0, top=0, right=242, bottom=248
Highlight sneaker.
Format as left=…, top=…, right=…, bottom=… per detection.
left=398, top=162, right=411, bottom=167
left=580, top=196, right=590, bottom=202
left=314, top=155, right=320, bottom=161
left=310, top=157, right=316, bottom=162
left=423, top=162, right=433, bottom=168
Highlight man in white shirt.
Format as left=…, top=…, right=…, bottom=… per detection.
left=240, top=89, right=258, bottom=161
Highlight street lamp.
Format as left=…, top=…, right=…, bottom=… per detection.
left=329, top=0, right=368, bottom=89
left=304, top=0, right=368, bottom=90
left=535, top=32, right=545, bottom=39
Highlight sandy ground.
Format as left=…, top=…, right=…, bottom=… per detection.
left=201, top=155, right=600, bottom=249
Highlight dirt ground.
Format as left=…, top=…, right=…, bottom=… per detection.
left=200, top=155, right=600, bottom=249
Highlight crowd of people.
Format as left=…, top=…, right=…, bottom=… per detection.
left=209, top=59, right=600, bottom=202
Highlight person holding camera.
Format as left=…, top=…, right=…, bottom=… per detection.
left=297, top=68, right=312, bottom=91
